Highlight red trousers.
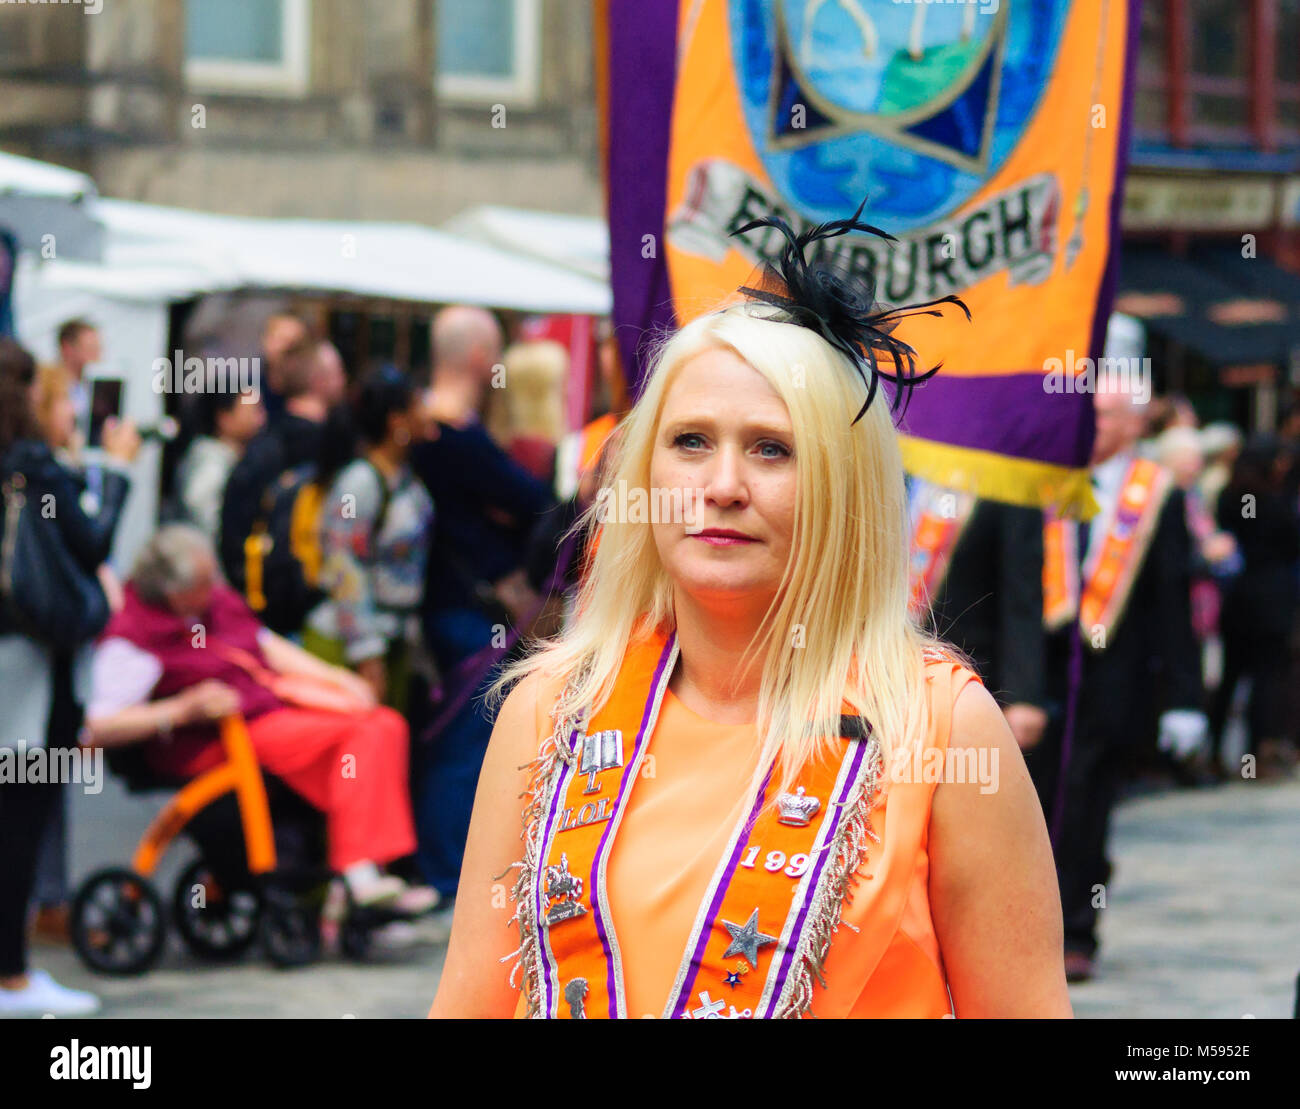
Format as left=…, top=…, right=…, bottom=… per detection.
left=247, top=706, right=416, bottom=872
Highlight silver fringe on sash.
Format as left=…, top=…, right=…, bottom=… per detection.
left=772, top=737, right=884, bottom=1019
left=499, top=677, right=585, bottom=1019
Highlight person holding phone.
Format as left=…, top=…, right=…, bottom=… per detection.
left=55, top=319, right=101, bottom=442
left=0, top=342, right=137, bottom=1017
left=25, top=365, right=134, bottom=945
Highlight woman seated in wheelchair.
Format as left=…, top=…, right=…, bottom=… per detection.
left=83, top=524, right=437, bottom=916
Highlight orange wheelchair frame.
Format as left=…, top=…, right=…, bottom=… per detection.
left=129, top=715, right=276, bottom=881
left=69, top=715, right=356, bottom=975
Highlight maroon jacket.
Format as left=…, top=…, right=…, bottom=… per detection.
left=103, top=583, right=282, bottom=778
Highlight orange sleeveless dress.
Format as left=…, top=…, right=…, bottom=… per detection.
left=515, top=656, right=979, bottom=1018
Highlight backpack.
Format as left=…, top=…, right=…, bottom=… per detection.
left=241, top=463, right=326, bottom=634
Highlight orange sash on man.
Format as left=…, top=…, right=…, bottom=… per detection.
left=1041, top=505, right=1080, bottom=632
left=907, top=481, right=976, bottom=616
left=554, top=412, right=619, bottom=500
left=1042, top=456, right=1172, bottom=641
left=511, top=629, right=884, bottom=1019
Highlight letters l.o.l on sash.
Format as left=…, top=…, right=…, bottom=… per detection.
left=508, top=630, right=883, bottom=1020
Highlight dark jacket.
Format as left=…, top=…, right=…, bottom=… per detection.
left=411, top=420, right=555, bottom=619
left=1215, top=486, right=1300, bottom=641
left=0, top=438, right=130, bottom=639
left=1047, top=489, right=1203, bottom=739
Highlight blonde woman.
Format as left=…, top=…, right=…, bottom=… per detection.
left=430, top=210, right=1070, bottom=1019
left=32, top=364, right=83, bottom=462
left=485, top=339, right=568, bottom=482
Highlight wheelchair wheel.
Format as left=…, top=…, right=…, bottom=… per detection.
left=173, top=860, right=261, bottom=960
left=259, top=885, right=321, bottom=968
left=70, top=869, right=166, bottom=976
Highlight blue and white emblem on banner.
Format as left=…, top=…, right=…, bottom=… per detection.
left=729, top=0, right=1070, bottom=228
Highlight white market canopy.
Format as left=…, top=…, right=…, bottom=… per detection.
left=0, top=150, right=97, bottom=199
left=0, top=150, right=103, bottom=261
left=21, top=197, right=611, bottom=315
left=443, top=204, right=609, bottom=283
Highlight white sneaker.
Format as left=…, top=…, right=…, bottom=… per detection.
left=346, top=874, right=408, bottom=908
left=391, top=884, right=440, bottom=916
left=0, top=970, right=101, bottom=1017
left=345, top=874, right=440, bottom=915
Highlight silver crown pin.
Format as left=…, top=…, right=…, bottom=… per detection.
left=776, top=786, right=820, bottom=827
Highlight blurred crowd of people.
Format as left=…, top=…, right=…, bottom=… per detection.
left=3, top=303, right=1297, bottom=1011
left=0, top=307, right=623, bottom=1015
left=911, top=383, right=1300, bottom=982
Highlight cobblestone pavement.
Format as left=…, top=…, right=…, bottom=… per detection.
left=1069, top=775, right=1299, bottom=1019
left=15, top=773, right=1299, bottom=1019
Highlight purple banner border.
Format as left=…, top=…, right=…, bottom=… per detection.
left=606, top=4, right=679, bottom=397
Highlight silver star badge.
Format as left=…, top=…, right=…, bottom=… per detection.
left=721, top=908, right=778, bottom=970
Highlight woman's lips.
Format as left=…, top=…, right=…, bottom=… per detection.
left=691, top=529, right=757, bottom=547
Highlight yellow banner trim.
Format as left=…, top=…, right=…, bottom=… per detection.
left=900, top=436, right=1099, bottom=520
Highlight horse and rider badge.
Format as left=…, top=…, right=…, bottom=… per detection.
left=544, top=853, right=587, bottom=926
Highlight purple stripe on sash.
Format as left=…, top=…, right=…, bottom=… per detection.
left=759, top=738, right=871, bottom=1018
left=590, top=637, right=675, bottom=1019
left=670, top=769, right=772, bottom=1019
left=537, top=736, right=577, bottom=1019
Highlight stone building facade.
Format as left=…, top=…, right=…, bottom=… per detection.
left=0, top=0, right=602, bottom=221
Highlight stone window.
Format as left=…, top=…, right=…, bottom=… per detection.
left=436, top=0, right=541, bottom=106
left=184, top=0, right=311, bottom=95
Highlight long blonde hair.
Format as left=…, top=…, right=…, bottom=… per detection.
left=497, top=303, right=941, bottom=803
left=484, top=339, right=568, bottom=447
left=33, top=364, right=76, bottom=455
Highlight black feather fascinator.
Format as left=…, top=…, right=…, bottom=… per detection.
left=731, top=199, right=970, bottom=425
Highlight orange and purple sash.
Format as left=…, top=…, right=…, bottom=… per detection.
left=517, top=630, right=883, bottom=1019
left=907, top=481, right=976, bottom=616
left=1042, top=457, right=1171, bottom=641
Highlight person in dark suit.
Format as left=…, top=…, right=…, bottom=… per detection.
left=927, top=498, right=1048, bottom=750
left=1210, top=437, right=1300, bottom=776
left=1035, top=384, right=1205, bottom=983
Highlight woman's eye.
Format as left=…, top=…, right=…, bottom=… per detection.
left=757, top=441, right=791, bottom=459
left=673, top=432, right=706, bottom=450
